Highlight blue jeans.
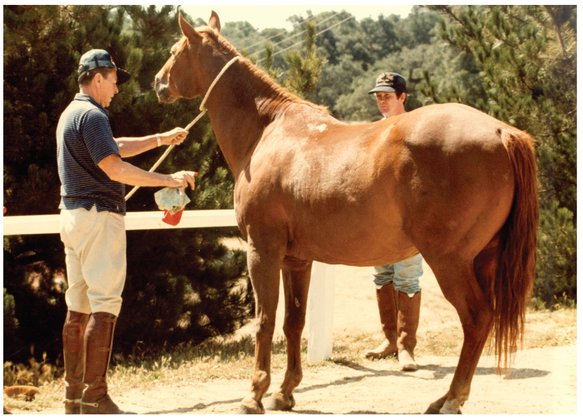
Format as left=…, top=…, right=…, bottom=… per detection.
left=373, top=253, right=423, bottom=295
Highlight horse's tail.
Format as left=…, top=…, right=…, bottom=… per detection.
left=491, top=128, right=539, bottom=369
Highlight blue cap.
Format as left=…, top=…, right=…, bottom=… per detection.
left=78, top=49, right=130, bottom=84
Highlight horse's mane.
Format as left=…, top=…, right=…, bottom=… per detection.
left=199, top=26, right=330, bottom=115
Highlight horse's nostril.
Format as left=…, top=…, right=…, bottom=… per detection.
left=153, top=72, right=164, bottom=87
left=153, top=78, right=165, bottom=95
left=155, top=88, right=175, bottom=104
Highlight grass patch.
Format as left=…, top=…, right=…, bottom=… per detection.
left=111, top=334, right=293, bottom=385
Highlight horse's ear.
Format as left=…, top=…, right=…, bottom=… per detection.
left=208, top=10, right=221, bottom=33
left=178, top=12, right=201, bottom=42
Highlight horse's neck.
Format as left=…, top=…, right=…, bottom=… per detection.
left=205, top=64, right=292, bottom=176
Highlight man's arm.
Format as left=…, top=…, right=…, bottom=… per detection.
left=115, top=127, right=189, bottom=158
left=98, top=154, right=195, bottom=189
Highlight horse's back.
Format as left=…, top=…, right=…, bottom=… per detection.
left=399, top=103, right=517, bottom=147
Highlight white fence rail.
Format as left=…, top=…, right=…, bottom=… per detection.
left=3, top=209, right=238, bottom=235
left=3, top=210, right=333, bottom=362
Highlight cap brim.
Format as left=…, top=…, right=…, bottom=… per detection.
left=116, top=68, right=131, bottom=85
left=368, top=85, right=397, bottom=94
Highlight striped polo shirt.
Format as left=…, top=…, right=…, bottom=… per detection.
left=56, top=93, right=126, bottom=214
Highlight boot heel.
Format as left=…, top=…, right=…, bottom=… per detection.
left=64, top=398, right=81, bottom=414
left=80, top=394, right=122, bottom=414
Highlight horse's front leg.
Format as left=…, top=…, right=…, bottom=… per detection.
left=240, top=245, right=282, bottom=414
left=266, top=258, right=312, bottom=411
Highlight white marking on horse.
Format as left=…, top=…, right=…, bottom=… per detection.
left=440, top=399, right=461, bottom=414
left=308, top=123, right=327, bottom=133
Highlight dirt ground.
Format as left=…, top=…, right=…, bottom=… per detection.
left=13, top=253, right=576, bottom=415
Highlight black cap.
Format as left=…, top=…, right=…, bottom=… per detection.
left=368, top=72, right=407, bottom=94
left=77, top=49, right=130, bottom=85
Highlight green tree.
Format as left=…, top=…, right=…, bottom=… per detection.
left=395, top=5, right=442, bottom=48
left=282, top=21, right=325, bottom=100
left=332, top=8, right=445, bottom=120
left=3, top=4, right=89, bottom=362
left=318, top=56, right=368, bottom=118
left=4, top=286, right=24, bottom=362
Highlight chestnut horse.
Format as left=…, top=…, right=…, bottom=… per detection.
left=155, top=12, right=538, bottom=414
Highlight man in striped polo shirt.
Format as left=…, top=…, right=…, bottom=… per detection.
left=57, top=49, right=196, bottom=414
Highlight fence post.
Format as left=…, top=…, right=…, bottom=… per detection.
left=307, top=261, right=335, bottom=362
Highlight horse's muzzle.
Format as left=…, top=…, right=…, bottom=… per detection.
left=154, top=77, right=175, bottom=104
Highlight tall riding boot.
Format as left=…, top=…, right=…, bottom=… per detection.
left=365, top=283, right=399, bottom=359
left=63, top=310, right=90, bottom=414
left=81, top=312, right=124, bottom=414
left=397, top=290, right=421, bottom=371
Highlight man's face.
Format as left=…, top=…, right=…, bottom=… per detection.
left=96, top=70, right=119, bottom=108
left=375, top=92, right=406, bottom=118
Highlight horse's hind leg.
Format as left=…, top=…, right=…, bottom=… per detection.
left=266, top=259, right=312, bottom=411
left=240, top=245, right=283, bottom=414
left=425, top=256, right=494, bottom=414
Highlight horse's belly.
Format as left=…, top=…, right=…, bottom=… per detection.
left=287, top=219, right=417, bottom=266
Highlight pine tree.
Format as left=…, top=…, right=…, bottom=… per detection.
left=4, top=5, right=83, bottom=362
left=283, top=21, right=325, bottom=100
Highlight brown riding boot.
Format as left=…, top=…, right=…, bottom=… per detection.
left=63, top=310, right=90, bottom=414
left=81, top=312, right=125, bottom=414
left=365, top=283, right=399, bottom=359
left=397, top=290, right=421, bottom=371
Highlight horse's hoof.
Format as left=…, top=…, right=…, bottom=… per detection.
left=239, top=398, right=265, bottom=414
left=424, top=398, right=462, bottom=414
left=425, top=395, right=447, bottom=414
left=439, top=399, right=462, bottom=414
left=424, top=403, right=441, bottom=414
left=265, top=392, right=295, bottom=411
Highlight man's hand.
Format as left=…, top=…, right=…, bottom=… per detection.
left=168, top=170, right=198, bottom=190
left=160, top=127, right=189, bottom=146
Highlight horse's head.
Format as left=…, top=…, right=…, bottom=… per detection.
left=155, top=11, right=222, bottom=104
